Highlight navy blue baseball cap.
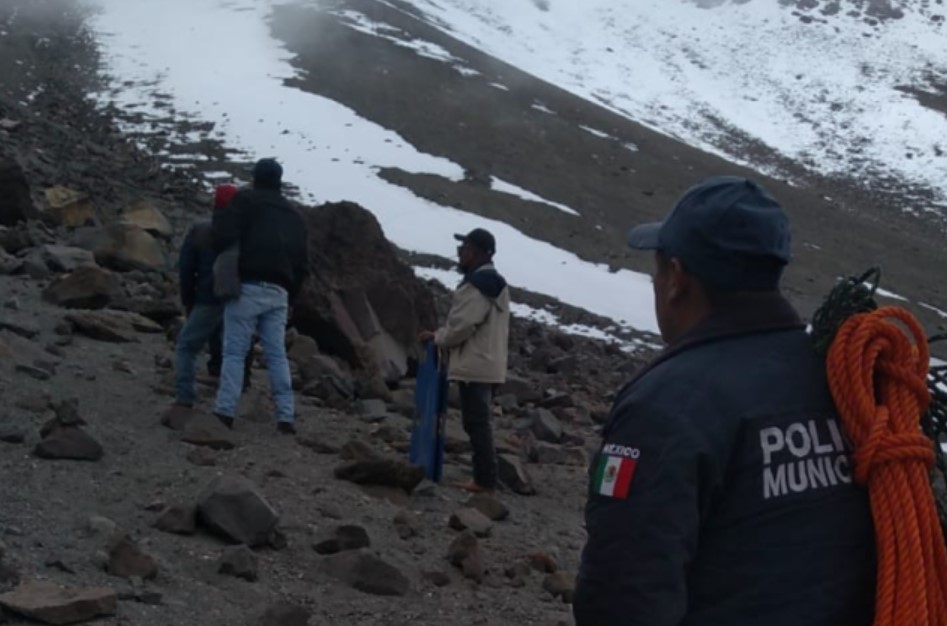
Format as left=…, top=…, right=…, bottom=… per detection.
left=252, top=158, right=283, bottom=189
left=627, top=176, right=791, bottom=291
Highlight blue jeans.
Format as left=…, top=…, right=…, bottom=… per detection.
left=215, top=282, right=294, bottom=423
left=175, top=304, right=223, bottom=406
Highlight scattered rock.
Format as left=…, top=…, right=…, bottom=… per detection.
left=15, top=394, right=51, bottom=414
left=23, top=255, right=50, bottom=280
left=0, top=160, right=36, bottom=227
left=74, top=224, right=165, bottom=272
left=312, top=525, right=371, bottom=555
left=257, top=601, right=311, bottom=626
left=105, top=536, right=158, bottom=580
left=49, top=399, right=84, bottom=430
left=421, top=570, right=450, bottom=587
left=339, top=439, right=378, bottom=462
left=33, top=428, right=103, bottom=462
left=320, top=550, right=410, bottom=596
left=119, top=200, right=172, bottom=240
left=185, top=447, right=217, bottom=467
left=497, top=454, right=536, bottom=495
left=449, top=508, right=493, bottom=537
left=543, top=571, right=575, bottom=603
left=393, top=510, right=420, bottom=540
left=42, top=267, right=120, bottom=309
left=528, top=552, right=560, bottom=574
left=447, top=531, right=483, bottom=582
left=37, top=245, right=96, bottom=273
left=86, top=516, right=118, bottom=540
left=43, top=559, right=75, bottom=575
left=0, top=429, right=25, bottom=445
left=296, top=434, right=340, bottom=454
left=358, top=398, right=389, bottom=423
left=153, top=505, right=196, bottom=535
left=540, top=392, right=574, bottom=409
left=498, top=375, right=542, bottom=404
left=0, top=319, right=39, bottom=339
left=44, top=187, right=96, bottom=228
left=196, top=475, right=279, bottom=548
left=15, top=364, right=52, bottom=381
left=0, top=552, right=20, bottom=590
left=287, top=334, right=319, bottom=364
left=505, top=561, right=532, bottom=587
left=334, top=458, right=425, bottom=493
left=181, top=414, right=236, bottom=450
left=65, top=310, right=162, bottom=342
left=465, top=494, right=510, bottom=522
left=0, top=581, right=116, bottom=625
left=531, top=408, right=563, bottom=443
left=495, top=393, right=519, bottom=411
left=217, top=545, right=258, bottom=582
left=0, top=249, right=20, bottom=275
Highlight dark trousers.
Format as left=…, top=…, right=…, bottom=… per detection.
left=459, top=382, right=498, bottom=489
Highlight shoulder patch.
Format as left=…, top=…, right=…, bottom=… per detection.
left=593, top=445, right=640, bottom=499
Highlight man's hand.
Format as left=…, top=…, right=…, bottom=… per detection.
left=418, top=330, right=436, bottom=344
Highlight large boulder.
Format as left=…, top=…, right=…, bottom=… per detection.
left=36, top=245, right=97, bottom=273
left=72, top=224, right=165, bottom=272
left=0, top=581, right=117, bottom=625
left=43, top=267, right=121, bottom=309
left=0, top=158, right=36, bottom=226
left=196, top=475, right=279, bottom=548
left=43, top=187, right=97, bottom=228
left=293, top=202, right=436, bottom=382
left=119, top=200, right=172, bottom=240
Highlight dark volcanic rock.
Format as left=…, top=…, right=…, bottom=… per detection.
left=293, top=202, right=437, bottom=382
left=42, top=266, right=121, bottom=309
left=334, top=458, right=426, bottom=493
left=196, top=475, right=279, bottom=548
left=0, top=158, right=36, bottom=226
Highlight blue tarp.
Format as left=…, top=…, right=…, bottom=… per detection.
left=409, top=341, right=447, bottom=482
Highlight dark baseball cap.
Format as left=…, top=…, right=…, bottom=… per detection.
left=454, top=228, right=496, bottom=255
left=627, top=176, right=791, bottom=291
left=252, top=158, right=283, bottom=189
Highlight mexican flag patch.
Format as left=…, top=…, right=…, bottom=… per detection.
left=593, top=453, right=637, bottom=499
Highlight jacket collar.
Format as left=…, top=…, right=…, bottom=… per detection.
left=622, top=292, right=804, bottom=393
left=462, top=262, right=495, bottom=279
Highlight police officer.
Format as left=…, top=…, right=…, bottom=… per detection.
left=574, top=177, right=876, bottom=625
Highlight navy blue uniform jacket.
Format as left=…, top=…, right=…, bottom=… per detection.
left=574, top=294, right=876, bottom=626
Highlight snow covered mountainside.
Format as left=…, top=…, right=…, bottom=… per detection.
left=394, top=0, right=947, bottom=214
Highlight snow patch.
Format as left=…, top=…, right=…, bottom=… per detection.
left=491, top=177, right=579, bottom=216
left=408, top=0, right=947, bottom=209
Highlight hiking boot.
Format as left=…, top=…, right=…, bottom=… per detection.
left=276, top=421, right=296, bottom=435
left=160, top=403, right=194, bottom=431
left=214, top=413, right=235, bottom=430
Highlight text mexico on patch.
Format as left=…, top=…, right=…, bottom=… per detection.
left=593, top=443, right=640, bottom=499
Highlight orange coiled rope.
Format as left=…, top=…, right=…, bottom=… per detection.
left=827, top=306, right=947, bottom=626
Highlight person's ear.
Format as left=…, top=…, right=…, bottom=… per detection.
left=666, top=257, right=690, bottom=304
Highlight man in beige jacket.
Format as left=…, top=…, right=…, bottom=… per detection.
left=420, top=228, right=510, bottom=493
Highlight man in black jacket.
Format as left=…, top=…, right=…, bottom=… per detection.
left=211, top=158, right=309, bottom=434
left=574, top=177, right=875, bottom=626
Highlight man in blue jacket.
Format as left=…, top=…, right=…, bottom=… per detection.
left=170, top=184, right=251, bottom=415
left=574, top=177, right=876, bottom=625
